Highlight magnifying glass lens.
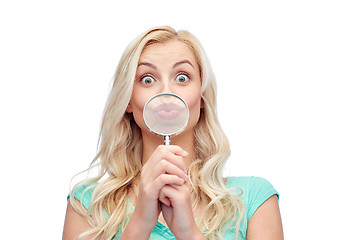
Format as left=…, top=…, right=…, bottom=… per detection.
left=143, top=93, right=189, bottom=144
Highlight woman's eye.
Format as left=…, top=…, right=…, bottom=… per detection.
left=175, top=73, right=189, bottom=83
left=141, top=75, right=155, bottom=84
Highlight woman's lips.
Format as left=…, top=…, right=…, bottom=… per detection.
left=155, top=103, right=183, bottom=120
left=156, top=102, right=182, bottom=111
left=157, top=109, right=179, bottom=120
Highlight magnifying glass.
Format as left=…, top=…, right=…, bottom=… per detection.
left=143, top=93, right=189, bottom=145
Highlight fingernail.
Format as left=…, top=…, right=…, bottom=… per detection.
left=183, top=150, right=188, bottom=156
left=184, top=174, right=189, bottom=181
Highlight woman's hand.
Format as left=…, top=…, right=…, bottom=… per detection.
left=160, top=180, right=205, bottom=240
left=127, top=145, right=189, bottom=238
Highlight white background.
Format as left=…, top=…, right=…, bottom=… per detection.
left=1, top=0, right=345, bottom=239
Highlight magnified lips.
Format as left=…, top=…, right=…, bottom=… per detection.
left=157, top=109, right=179, bottom=119
left=155, top=103, right=182, bottom=120
left=156, top=102, right=182, bottom=111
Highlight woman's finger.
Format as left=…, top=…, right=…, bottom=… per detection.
left=145, top=145, right=188, bottom=173
left=151, top=159, right=188, bottom=181
left=151, top=174, right=185, bottom=197
left=158, top=189, right=171, bottom=206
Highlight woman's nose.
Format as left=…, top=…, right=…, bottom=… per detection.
left=160, top=79, right=174, bottom=94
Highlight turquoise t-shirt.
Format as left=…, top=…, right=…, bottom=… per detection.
left=72, top=176, right=278, bottom=240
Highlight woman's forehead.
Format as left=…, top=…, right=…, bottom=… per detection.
left=138, top=40, right=198, bottom=68
left=141, top=40, right=195, bottom=59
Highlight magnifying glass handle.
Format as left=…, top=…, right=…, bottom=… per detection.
left=164, top=135, right=171, bottom=145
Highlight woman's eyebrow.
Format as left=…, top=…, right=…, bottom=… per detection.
left=137, top=62, right=157, bottom=69
left=173, top=60, right=194, bottom=69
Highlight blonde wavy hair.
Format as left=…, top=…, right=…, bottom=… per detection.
left=70, top=26, right=245, bottom=240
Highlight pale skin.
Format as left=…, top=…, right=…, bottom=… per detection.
left=63, top=40, right=284, bottom=240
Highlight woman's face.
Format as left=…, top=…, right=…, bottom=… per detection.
left=127, top=39, right=203, bottom=138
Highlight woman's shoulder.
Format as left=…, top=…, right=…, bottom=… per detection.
left=225, top=176, right=275, bottom=189
left=69, top=183, right=97, bottom=210
left=225, top=176, right=279, bottom=222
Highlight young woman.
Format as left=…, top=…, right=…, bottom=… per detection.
left=63, top=26, right=283, bottom=240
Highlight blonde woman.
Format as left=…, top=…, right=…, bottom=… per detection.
left=63, top=26, right=283, bottom=240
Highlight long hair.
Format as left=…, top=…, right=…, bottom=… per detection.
left=70, top=26, right=245, bottom=240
